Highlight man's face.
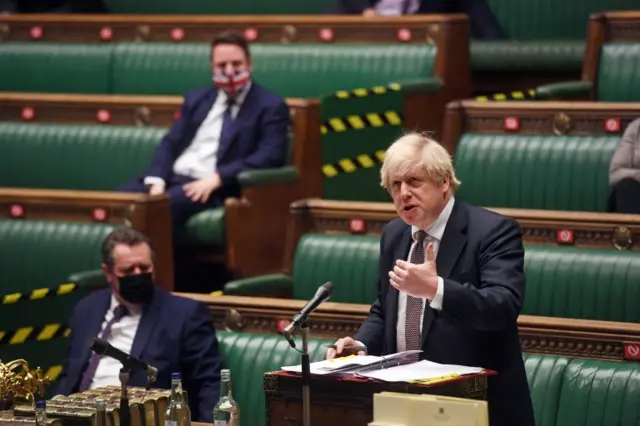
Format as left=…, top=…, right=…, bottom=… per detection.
left=104, top=243, right=154, bottom=295
left=211, top=43, right=251, bottom=77
left=389, top=167, right=449, bottom=229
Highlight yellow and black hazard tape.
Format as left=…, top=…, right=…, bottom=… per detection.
left=333, top=83, right=402, bottom=100
left=323, top=150, right=385, bottom=178
left=42, top=365, right=64, bottom=382
left=321, top=110, right=403, bottom=134
left=475, top=89, right=537, bottom=102
left=2, top=282, right=77, bottom=305
left=0, top=323, right=70, bottom=345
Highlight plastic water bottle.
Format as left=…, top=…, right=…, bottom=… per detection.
left=34, top=400, right=47, bottom=426
left=164, top=372, right=191, bottom=426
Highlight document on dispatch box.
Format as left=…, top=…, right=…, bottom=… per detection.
left=356, top=360, right=483, bottom=382
left=281, top=350, right=424, bottom=376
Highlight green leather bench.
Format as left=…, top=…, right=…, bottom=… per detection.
left=0, top=219, right=118, bottom=384
left=453, top=133, right=619, bottom=212
left=0, top=122, right=296, bottom=249
left=224, top=234, right=640, bottom=323
left=104, top=0, right=335, bottom=14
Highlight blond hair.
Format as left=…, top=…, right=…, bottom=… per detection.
left=380, top=132, right=461, bottom=192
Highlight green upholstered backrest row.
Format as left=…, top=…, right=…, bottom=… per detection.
left=291, top=235, right=640, bottom=323
left=0, top=123, right=164, bottom=190
left=0, top=43, right=437, bottom=98
left=523, top=353, right=640, bottom=426
left=217, top=331, right=332, bottom=426
left=596, top=43, right=640, bottom=102
left=522, top=246, right=640, bottom=322
left=486, top=0, right=638, bottom=40
left=454, top=133, right=619, bottom=212
left=104, top=0, right=336, bottom=14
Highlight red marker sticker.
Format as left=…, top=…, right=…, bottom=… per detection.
left=605, top=118, right=620, bottom=133
left=99, top=27, right=113, bottom=41
left=276, top=319, right=291, bottom=333
left=349, top=219, right=366, bottom=234
left=10, top=204, right=24, bottom=218
left=170, top=28, right=185, bottom=41
left=30, top=26, right=43, bottom=39
left=504, top=117, right=519, bottom=131
left=319, top=28, right=334, bottom=42
left=96, top=109, right=111, bottom=123
left=397, top=28, right=412, bottom=42
left=21, top=107, right=35, bottom=121
left=92, top=208, right=107, bottom=222
left=243, top=28, right=258, bottom=41
left=556, top=229, right=574, bottom=244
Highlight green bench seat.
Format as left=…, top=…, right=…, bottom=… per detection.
left=104, top=0, right=335, bottom=14
left=453, top=133, right=619, bottom=212
left=0, top=219, right=118, bottom=385
left=224, top=234, right=640, bottom=323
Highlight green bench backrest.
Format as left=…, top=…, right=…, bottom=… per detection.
left=292, top=233, right=380, bottom=304
left=523, top=246, right=640, bottom=322
left=217, top=331, right=332, bottom=426
left=0, top=123, right=165, bottom=190
left=487, top=0, right=638, bottom=40
left=596, top=43, right=640, bottom=102
left=0, top=43, right=436, bottom=98
left=523, top=354, right=571, bottom=426
left=0, top=220, right=118, bottom=383
left=454, top=134, right=618, bottom=211
left=104, top=0, right=335, bottom=14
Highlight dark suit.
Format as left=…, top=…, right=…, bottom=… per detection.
left=118, top=82, right=290, bottom=226
left=332, top=0, right=505, bottom=40
left=353, top=199, right=534, bottom=426
left=55, top=287, right=222, bottom=422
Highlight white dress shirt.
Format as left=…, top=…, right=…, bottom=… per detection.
left=88, top=295, right=142, bottom=390
left=375, top=0, right=420, bottom=15
left=144, top=82, right=251, bottom=187
left=395, top=195, right=455, bottom=352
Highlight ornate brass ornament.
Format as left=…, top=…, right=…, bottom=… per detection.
left=135, top=25, right=150, bottom=42
left=553, top=112, right=572, bottom=135
left=612, top=226, right=633, bottom=250
left=0, top=24, right=9, bottom=42
left=134, top=106, right=151, bottom=127
left=425, top=24, right=439, bottom=44
left=0, top=359, right=50, bottom=410
left=224, top=309, right=245, bottom=331
left=281, top=25, right=297, bottom=44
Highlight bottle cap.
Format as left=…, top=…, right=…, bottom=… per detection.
left=171, top=372, right=181, bottom=379
left=35, top=400, right=46, bottom=409
left=95, top=398, right=106, bottom=409
left=221, top=369, right=230, bottom=379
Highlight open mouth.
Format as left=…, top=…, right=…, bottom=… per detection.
left=403, top=205, right=416, bottom=212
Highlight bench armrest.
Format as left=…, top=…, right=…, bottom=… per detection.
left=67, top=269, right=108, bottom=289
left=238, top=166, right=298, bottom=187
left=223, top=273, right=293, bottom=297
left=535, top=81, right=593, bottom=100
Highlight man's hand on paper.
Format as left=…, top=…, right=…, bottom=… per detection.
left=326, top=337, right=366, bottom=360
left=389, top=241, right=438, bottom=299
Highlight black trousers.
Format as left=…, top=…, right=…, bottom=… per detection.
left=607, top=178, right=640, bottom=214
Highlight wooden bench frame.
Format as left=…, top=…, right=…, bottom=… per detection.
left=0, top=189, right=174, bottom=291
left=441, top=100, right=640, bottom=156
left=0, top=14, right=471, bottom=137
left=0, top=96, right=323, bottom=280
left=582, top=11, right=640, bottom=100
left=179, top=293, right=640, bottom=363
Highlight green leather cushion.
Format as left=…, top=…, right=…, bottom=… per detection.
left=471, top=41, right=585, bottom=72
left=557, top=358, right=640, bottom=426
left=523, top=353, right=570, bottom=426
left=596, top=43, right=640, bottom=102
left=0, top=43, right=112, bottom=94
left=454, top=134, right=619, bottom=211
left=0, top=123, right=165, bottom=190
left=217, top=331, right=332, bottom=426
left=292, top=233, right=380, bottom=304
left=111, top=43, right=437, bottom=98
left=104, top=0, right=335, bottom=14
left=523, top=246, right=640, bottom=322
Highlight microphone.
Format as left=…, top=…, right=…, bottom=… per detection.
left=91, top=338, right=158, bottom=381
left=283, top=282, right=333, bottom=346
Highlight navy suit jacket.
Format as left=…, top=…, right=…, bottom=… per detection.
left=55, top=287, right=222, bottom=422
left=146, top=82, right=290, bottom=188
left=353, top=200, right=534, bottom=426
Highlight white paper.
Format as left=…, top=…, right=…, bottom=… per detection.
left=356, top=360, right=483, bottom=382
left=282, top=355, right=383, bottom=375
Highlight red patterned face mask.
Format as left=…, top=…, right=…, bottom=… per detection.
left=213, top=69, right=251, bottom=97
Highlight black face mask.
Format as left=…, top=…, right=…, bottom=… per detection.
left=118, top=272, right=155, bottom=305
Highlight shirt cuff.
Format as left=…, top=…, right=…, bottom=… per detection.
left=429, top=276, right=444, bottom=311
left=143, top=176, right=166, bottom=187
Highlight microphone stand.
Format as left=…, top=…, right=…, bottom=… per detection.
left=300, top=319, right=311, bottom=426
left=118, top=367, right=131, bottom=426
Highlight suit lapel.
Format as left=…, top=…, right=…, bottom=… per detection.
left=130, top=290, right=162, bottom=360
left=421, top=199, right=467, bottom=347
left=385, top=226, right=413, bottom=353
left=74, top=291, right=110, bottom=388
left=191, top=88, right=219, bottom=129
left=217, top=84, right=259, bottom=161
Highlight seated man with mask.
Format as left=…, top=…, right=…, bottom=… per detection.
left=117, top=29, right=290, bottom=228
left=55, top=228, right=222, bottom=422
